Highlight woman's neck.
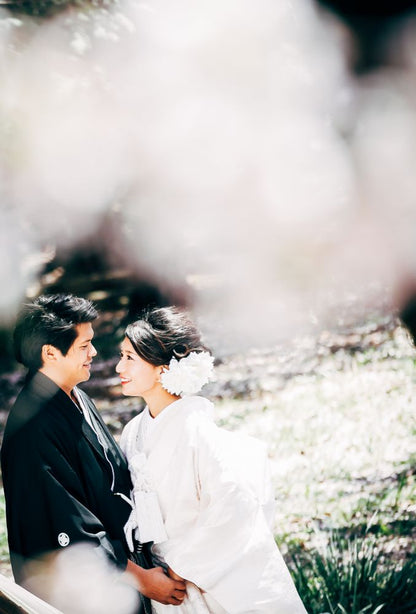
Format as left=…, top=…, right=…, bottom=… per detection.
left=145, top=388, right=181, bottom=418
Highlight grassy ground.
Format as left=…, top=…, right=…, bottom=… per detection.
left=0, top=314, right=415, bottom=609
left=210, top=321, right=416, bottom=549
left=212, top=318, right=416, bottom=612
left=0, top=489, right=9, bottom=576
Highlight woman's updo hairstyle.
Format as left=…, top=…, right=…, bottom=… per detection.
left=125, top=306, right=209, bottom=366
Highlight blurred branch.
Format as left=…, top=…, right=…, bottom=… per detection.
left=0, top=0, right=112, bottom=17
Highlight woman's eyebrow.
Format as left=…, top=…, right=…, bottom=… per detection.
left=121, top=348, right=136, bottom=356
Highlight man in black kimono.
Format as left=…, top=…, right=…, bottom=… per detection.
left=1, top=294, right=185, bottom=612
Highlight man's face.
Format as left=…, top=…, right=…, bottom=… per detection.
left=56, top=322, right=97, bottom=391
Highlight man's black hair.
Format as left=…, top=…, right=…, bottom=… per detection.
left=14, top=294, right=98, bottom=372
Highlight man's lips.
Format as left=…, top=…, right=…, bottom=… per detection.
left=119, top=377, right=131, bottom=385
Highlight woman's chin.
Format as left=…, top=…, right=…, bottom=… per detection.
left=120, top=384, right=135, bottom=396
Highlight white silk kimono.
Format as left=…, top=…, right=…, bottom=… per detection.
left=120, top=396, right=306, bottom=614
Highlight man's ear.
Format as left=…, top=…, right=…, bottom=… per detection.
left=41, top=344, right=61, bottom=364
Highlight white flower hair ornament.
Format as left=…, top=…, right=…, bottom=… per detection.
left=160, top=351, right=214, bottom=396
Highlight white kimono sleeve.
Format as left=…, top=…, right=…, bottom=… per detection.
left=160, top=422, right=306, bottom=614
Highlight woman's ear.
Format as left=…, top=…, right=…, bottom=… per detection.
left=157, top=365, right=168, bottom=382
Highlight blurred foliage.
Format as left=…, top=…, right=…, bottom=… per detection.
left=0, top=242, right=189, bottom=371
left=0, top=329, right=15, bottom=374
left=316, top=0, right=416, bottom=18
left=3, top=0, right=113, bottom=18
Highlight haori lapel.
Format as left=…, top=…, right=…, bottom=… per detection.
left=76, top=388, right=130, bottom=479
left=33, top=373, right=85, bottom=429
left=33, top=374, right=108, bottom=461
left=56, top=389, right=109, bottom=463
left=70, top=391, right=108, bottom=463
left=80, top=418, right=108, bottom=461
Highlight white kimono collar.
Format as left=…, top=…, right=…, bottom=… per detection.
left=123, top=396, right=214, bottom=546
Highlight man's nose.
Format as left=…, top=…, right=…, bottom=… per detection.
left=90, top=344, right=97, bottom=358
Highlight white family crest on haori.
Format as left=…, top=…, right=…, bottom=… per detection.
left=120, top=396, right=307, bottom=614
left=160, top=352, right=214, bottom=396
left=57, top=532, right=70, bottom=547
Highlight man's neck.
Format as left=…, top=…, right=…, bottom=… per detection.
left=39, top=366, right=73, bottom=398
left=70, top=388, right=81, bottom=407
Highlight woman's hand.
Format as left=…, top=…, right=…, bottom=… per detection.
left=167, top=567, right=185, bottom=581
left=168, top=567, right=206, bottom=594
left=126, top=560, right=186, bottom=605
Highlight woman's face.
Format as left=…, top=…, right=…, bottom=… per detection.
left=116, top=337, right=162, bottom=398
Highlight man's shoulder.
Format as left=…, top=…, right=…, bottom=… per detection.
left=4, top=373, right=79, bottom=444
left=1, top=386, right=50, bottom=472
left=4, top=379, right=48, bottom=437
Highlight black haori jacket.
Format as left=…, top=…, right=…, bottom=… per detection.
left=1, top=371, right=133, bottom=586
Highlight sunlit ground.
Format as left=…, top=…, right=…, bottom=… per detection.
left=213, top=318, right=416, bottom=560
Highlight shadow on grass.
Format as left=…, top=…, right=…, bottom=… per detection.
left=323, top=458, right=416, bottom=544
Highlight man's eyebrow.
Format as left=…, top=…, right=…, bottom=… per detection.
left=79, top=336, right=94, bottom=344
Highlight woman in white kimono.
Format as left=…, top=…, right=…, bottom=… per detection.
left=116, top=307, right=307, bottom=614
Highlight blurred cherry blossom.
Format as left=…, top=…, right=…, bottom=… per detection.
left=0, top=0, right=415, bottom=346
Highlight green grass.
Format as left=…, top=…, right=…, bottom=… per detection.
left=0, top=490, right=9, bottom=572
left=287, top=531, right=416, bottom=614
